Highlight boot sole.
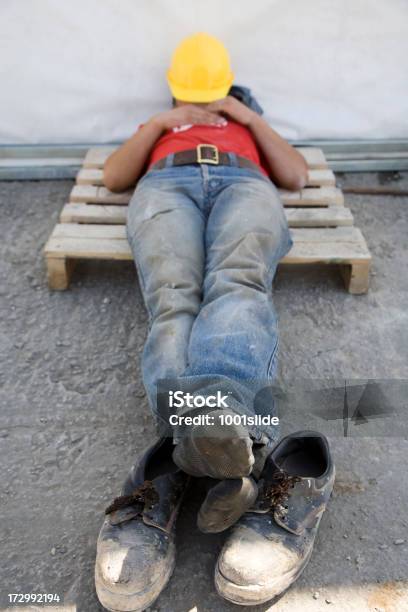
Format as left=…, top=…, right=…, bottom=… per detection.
left=214, top=546, right=313, bottom=606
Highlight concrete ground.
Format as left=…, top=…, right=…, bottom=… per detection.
left=0, top=171, right=407, bottom=612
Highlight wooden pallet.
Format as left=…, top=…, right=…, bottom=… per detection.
left=44, top=147, right=371, bottom=293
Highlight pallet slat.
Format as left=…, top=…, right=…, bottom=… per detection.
left=70, top=185, right=133, bottom=204
left=49, top=224, right=366, bottom=246
left=61, top=202, right=353, bottom=227
left=45, top=237, right=130, bottom=259
left=70, top=184, right=343, bottom=207
left=82, top=147, right=115, bottom=168
left=77, top=168, right=104, bottom=184
left=282, top=242, right=370, bottom=263
left=76, top=167, right=335, bottom=187
left=46, top=235, right=369, bottom=263
left=306, top=169, right=335, bottom=186
left=284, top=207, right=353, bottom=227
left=45, top=224, right=370, bottom=262
left=60, top=203, right=128, bottom=224
left=52, top=223, right=126, bottom=239
left=290, top=227, right=364, bottom=243
left=297, top=147, right=328, bottom=169
left=279, top=187, right=344, bottom=206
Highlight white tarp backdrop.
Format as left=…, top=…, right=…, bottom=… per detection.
left=1, top=0, right=408, bottom=144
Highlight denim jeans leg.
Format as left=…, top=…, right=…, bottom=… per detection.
left=183, top=174, right=293, bottom=443
left=126, top=171, right=205, bottom=418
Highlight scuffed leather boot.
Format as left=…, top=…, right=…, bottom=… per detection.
left=172, top=409, right=255, bottom=479
left=95, top=438, right=189, bottom=612
left=196, top=442, right=272, bottom=533
left=197, top=477, right=258, bottom=534
left=214, top=431, right=335, bottom=606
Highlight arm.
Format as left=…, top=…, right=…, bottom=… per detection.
left=104, top=105, right=225, bottom=192
left=103, top=117, right=163, bottom=191
left=208, top=96, right=308, bottom=191
left=247, top=114, right=308, bottom=191
left=103, top=119, right=163, bottom=192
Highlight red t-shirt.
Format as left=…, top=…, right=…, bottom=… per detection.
left=147, top=120, right=269, bottom=177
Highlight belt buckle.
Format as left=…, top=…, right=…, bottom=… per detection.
left=197, top=144, right=219, bottom=165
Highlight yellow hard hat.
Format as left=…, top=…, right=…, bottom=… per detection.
left=167, top=33, right=234, bottom=103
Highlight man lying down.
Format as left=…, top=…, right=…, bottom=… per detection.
left=95, top=33, right=335, bottom=612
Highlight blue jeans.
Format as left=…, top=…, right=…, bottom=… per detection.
left=127, top=156, right=293, bottom=445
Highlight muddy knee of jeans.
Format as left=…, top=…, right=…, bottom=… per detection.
left=145, top=262, right=202, bottom=317
left=147, top=256, right=201, bottom=287
left=208, top=231, right=287, bottom=288
left=241, top=229, right=288, bottom=260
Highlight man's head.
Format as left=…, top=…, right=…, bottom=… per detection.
left=167, top=33, right=233, bottom=106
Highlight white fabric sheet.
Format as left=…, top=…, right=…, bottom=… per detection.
left=1, top=0, right=408, bottom=144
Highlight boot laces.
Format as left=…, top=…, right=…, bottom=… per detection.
left=264, top=471, right=300, bottom=519
left=105, top=480, right=159, bottom=515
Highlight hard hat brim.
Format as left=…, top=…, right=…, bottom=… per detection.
left=167, top=73, right=234, bottom=103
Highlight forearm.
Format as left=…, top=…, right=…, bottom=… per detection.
left=103, top=117, right=164, bottom=192
left=248, top=114, right=308, bottom=191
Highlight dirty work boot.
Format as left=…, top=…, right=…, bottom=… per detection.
left=196, top=442, right=273, bottom=533
left=197, top=477, right=258, bottom=534
left=95, top=438, right=189, bottom=612
left=172, top=409, right=254, bottom=479
left=215, top=431, right=335, bottom=606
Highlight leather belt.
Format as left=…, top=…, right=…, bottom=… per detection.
left=151, top=144, right=262, bottom=174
